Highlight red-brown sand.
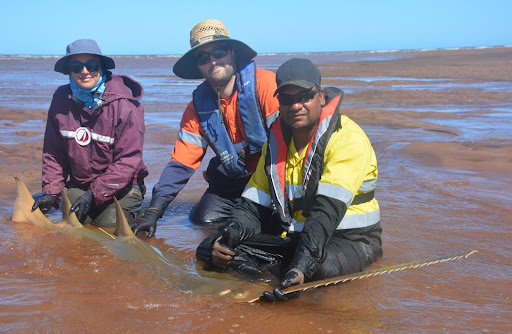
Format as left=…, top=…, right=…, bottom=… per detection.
left=0, top=47, right=511, bottom=333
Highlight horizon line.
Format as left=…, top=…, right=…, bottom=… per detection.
left=1, top=45, right=511, bottom=58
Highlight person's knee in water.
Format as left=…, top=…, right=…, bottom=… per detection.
left=66, top=185, right=143, bottom=227
left=188, top=188, right=242, bottom=225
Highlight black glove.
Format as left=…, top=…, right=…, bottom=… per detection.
left=130, top=208, right=159, bottom=238
left=70, top=189, right=93, bottom=223
left=260, top=268, right=304, bottom=302
left=219, top=225, right=241, bottom=249
left=32, top=194, right=58, bottom=214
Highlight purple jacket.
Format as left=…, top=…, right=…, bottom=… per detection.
left=42, top=73, right=148, bottom=206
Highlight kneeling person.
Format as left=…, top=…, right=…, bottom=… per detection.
left=197, top=58, right=382, bottom=302
left=32, top=39, right=148, bottom=226
left=129, top=19, right=279, bottom=237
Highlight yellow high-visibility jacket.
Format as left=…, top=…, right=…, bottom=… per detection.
left=243, top=95, right=379, bottom=232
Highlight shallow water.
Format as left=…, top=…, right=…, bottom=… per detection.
left=0, top=47, right=511, bottom=333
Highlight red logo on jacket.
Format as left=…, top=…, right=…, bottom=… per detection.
left=75, top=127, right=91, bottom=146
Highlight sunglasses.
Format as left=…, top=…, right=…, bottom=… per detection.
left=277, top=89, right=319, bottom=105
left=68, top=61, right=101, bottom=74
left=195, top=46, right=230, bottom=66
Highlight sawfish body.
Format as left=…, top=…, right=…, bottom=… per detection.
left=11, top=177, right=266, bottom=302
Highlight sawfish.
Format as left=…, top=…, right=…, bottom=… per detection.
left=14, top=177, right=477, bottom=304
left=11, top=177, right=266, bottom=302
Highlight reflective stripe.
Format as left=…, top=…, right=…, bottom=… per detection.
left=359, top=178, right=377, bottom=192
left=287, top=184, right=303, bottom=199
left=92, top=133, right=114, bottom=144
left=304, top=113, right=333, bottom=182
left=268, top=133, right=287, bottom=217
left=265, top=112, right=279, bottom=129
left=60, top=130, right=75, bottom=138
left=177, top=128, right=208, bottom=148
left=351, top=190, right=375, bottom=205
left=317, top=182, right=353, bottom=205
left=242, top=186, right=272, bottom=208
left=337, top=208, right=380, bottom=230
left=284, top=207, right=379, bottom=233
left=59, top=130, right=114, bottom=144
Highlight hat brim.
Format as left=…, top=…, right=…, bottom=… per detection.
left=54, top=55, right=115, bottom=74
left=274, top=80, right=316, bottom=96
left=172, top=38, right=257, bottom=79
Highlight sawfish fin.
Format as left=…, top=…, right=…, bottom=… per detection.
left=59, top=189, right=82, bottom=227
left=113, top=197, right=135, bottom=238
left=12, top=177, right=55, bottom=228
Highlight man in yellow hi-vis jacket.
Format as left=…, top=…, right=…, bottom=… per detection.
left=197, top=58, right=382, bottom=302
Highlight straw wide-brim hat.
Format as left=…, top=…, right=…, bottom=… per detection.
left=172, top=19, right=257, bottom=79
left=54, top=39, right=115, bottom=75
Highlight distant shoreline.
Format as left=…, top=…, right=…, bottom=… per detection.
left=1, top=45, right=511, bottom=58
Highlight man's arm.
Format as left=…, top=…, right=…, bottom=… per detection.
left=130, top=159, right=195, bottom=238
left=223, top=197, right=270, bottom=243
left=290, top=195, right=347, bottom=278
left=151, top=160, right=195, bottom=210
left=210, top=196, right=270, bottom=267
left=151, top=101, right=209, bottom=207
left=255, top=68, right=280, bottom=129
left=291, top=127, right=371, bottom=278
left=131, top=102, right=207, bottom=237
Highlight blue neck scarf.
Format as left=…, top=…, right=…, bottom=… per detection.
left=69, top=71, right=107, bottom=110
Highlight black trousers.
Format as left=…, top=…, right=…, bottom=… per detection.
left=188, top=188, right=242, bottom=224
left=196, top=229, right=382, bottom=281
left=188, top=166, right=252, bottom=224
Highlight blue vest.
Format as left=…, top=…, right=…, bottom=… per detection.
left=193, top=60, right=267, bottom=176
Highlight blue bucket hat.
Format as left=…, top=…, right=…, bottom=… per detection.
left=54, top=39, right=115, bottom=75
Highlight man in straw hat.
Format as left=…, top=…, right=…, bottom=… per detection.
left=32, top=39, right=148, bottom=226
left=130, top=19, right=279, bottom=237
left=197, top=58, right=382, bottom=302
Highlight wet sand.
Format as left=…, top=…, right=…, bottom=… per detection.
left=0, top=47, right=511, bottom=332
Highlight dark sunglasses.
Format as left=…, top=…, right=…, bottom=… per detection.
left=195, top=46, right=230, bottom=66
left=277, top=89, right=319, bottom=105
left=68, top=61, right=101, bottom=74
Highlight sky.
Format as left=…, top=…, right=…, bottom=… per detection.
left=1, top=0, right=511, bottom=55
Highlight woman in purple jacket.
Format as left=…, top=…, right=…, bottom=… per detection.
left=32, top=39, right=148, bottom=227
